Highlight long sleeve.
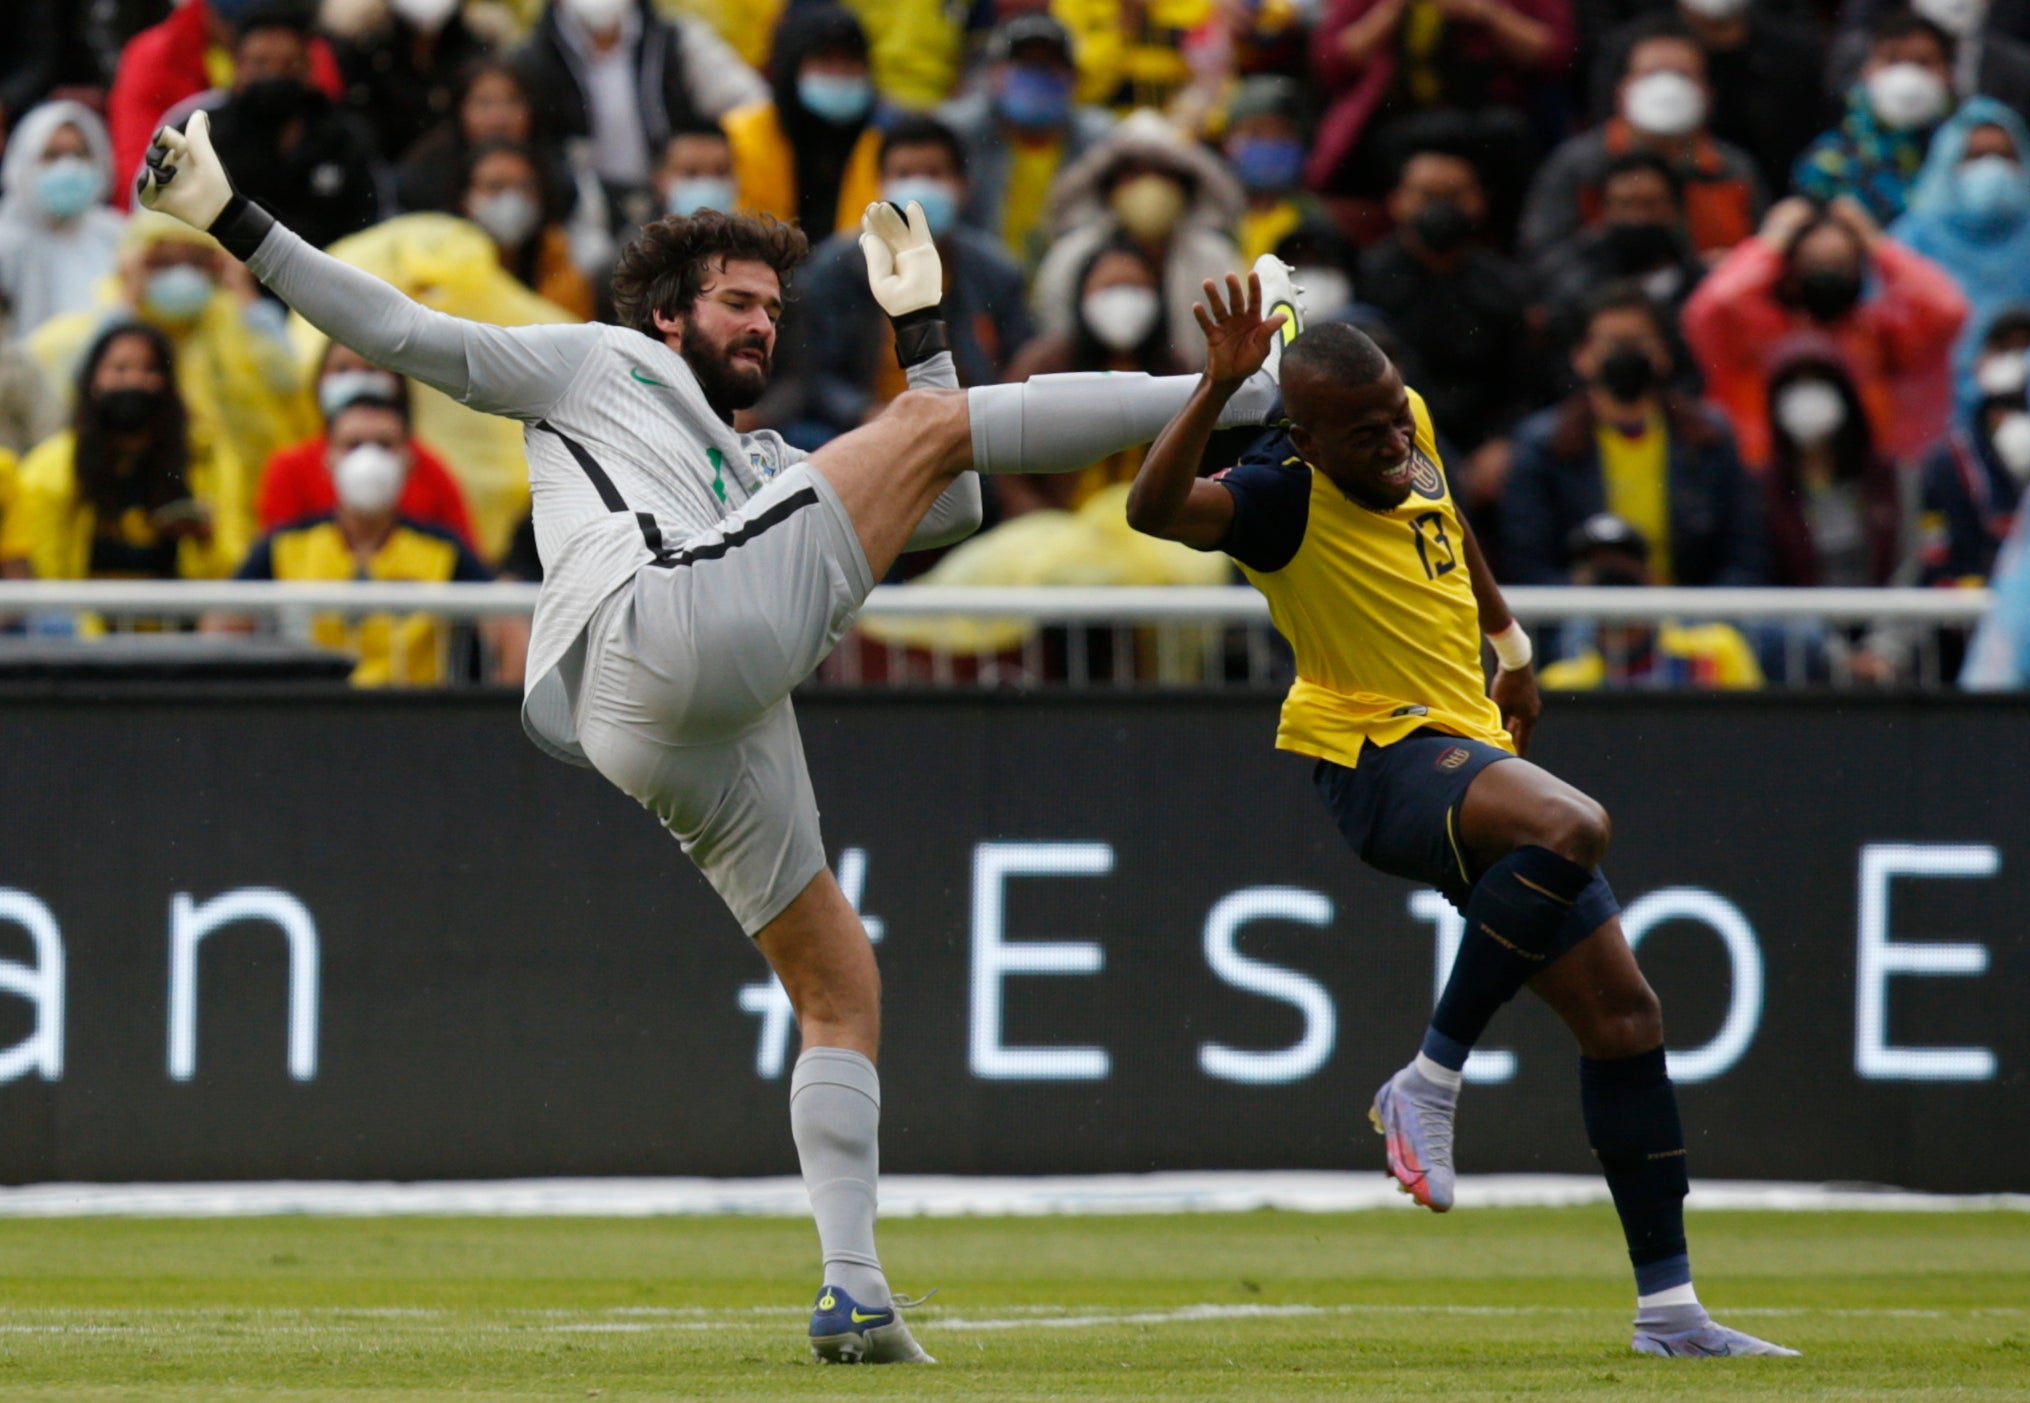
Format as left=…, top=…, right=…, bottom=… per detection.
left=1496, top=422, right=1567, bottom=585
left=1707, top=426, right=1769, bottom=586
left=1681, top=236, right=1788, bottom=375
left=902, top=348, right=982, bottom=551
left=676, top=18, right=769, bottom=117
left=245, top=223, right=602, bottom=421
left=1866, top=238, right=1969, bottom=373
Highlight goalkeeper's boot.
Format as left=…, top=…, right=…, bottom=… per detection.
left=808, top=1285, right=936, bottom=1364
left=1369, top=1060, right=1458, bottom=1212
left=1632, top=1311, right=1800, bottom=1358
left=1252, top=252, right=1303, bottom=385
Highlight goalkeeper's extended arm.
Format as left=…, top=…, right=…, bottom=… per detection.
left=860, top=201, right=981, bottom=550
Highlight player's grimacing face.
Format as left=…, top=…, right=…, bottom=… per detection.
left=1286, top=362, right=1418, bottom=509
left=666, top=258, right=783, bottom=410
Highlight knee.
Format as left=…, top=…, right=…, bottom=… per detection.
left=887, top=388, right=971, bottom=464
left=1526, top=792, right=1611, bottom=870
left=1582, top=978, right=1664, bottom=1060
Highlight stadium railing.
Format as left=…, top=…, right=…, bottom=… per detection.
left=0, top=582, right=1995, bottom=691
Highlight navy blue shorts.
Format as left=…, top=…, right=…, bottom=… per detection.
left=1314, top=730, right=1619, bottom=951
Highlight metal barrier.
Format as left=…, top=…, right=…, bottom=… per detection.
left=0, top=582, right=1996, bottom=690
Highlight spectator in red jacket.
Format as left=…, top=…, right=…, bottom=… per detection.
left=105, top=0, right=345, bottom=209
left=1683, top=194, right=1967, bottom=467
left=257, top=341, right=475, bottom=549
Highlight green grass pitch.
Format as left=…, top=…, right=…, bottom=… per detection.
left=0, top=1207, right=2022, bottom=1400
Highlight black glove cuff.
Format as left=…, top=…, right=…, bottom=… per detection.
left=212, top=194, right=277, bottom=263
left=890, top=307, right=950, bottom=369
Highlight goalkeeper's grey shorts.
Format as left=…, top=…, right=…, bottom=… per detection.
left=572, top=464, right=874, bottom=935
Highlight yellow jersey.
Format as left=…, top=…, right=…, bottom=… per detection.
left=1214, top=391, right=1512, bottom=769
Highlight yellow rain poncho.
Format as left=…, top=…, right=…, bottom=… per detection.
left=291, top=214, right=580, bottom=561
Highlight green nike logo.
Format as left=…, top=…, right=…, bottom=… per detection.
left=850, top=1309, right=886, bottom=1323
left=629, top=367, right=670, bottom=388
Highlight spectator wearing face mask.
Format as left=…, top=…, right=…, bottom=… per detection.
left=768, top=114, right=1033, bottom=447
left=1536, top=151, right=1708, bottom=360
left=0, top=102, right=127, bottom=341
left=1224, top=77, right=1348, bottom=271
left=197, top=4, right=385, bottom=251
left=1521, top=23, right=1764, bottom=262
left=937, top=15, right=1116, bottom=268
left=1589, top=0, right=1830, bottom=197
left=1030, top=109, right=1244, bottom=371
left=257, top=340, right=475, bottom=546
left=1796, top=9, right=1960, bottom=225
left=722, top=5, right=883, bottom=241
left=1360, top=146, right=1534, bottom=492
left=1535, top=513, right=1764, bottom=689
left=106, top=0, right=347, bottom=210
left=1917, top=311, right=2030, bottom=583
left=1829, top=0, right=2030, bottom=123
left=652, top=121, right=736, bottom=220
left=999, top=241, right=1184, bottom=517
left=230, top=395, right=494, bottom=687
left=27, top=214, right=313, bottom=532
left=1684, top=195, right=1967, bottom=465
left=1761, top=337, right=1908, bottom=587
left=326, top=0, right=495, bottom=168
left=459, top=140, right=596, bottom=319
left=1, top=322, right=246, bottom=582
left=1891, top=99, right=2030, bottom=406
left=397, top=58, right=552, bottom=211
left=513, top=0, right=764, bottom=216
left=1503, top=283, right=1765, bottom=587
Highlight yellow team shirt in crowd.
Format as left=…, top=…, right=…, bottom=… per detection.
left=1211, top=389, right=1511, bottom=769
left=235, top=516, right=491, bottom=688
left=0, top=429, right=248, bottom=581
left=1596, top=414, right=1674, bottom=584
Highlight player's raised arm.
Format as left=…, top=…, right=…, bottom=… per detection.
left=137, top=112, right=593, bottom=421
left=1124, top=273, right=1285, bottom=549
left=1459, top=514, right=1541, bottom=755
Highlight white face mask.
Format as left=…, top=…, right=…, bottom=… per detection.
left=561, top=0, right=629, bottom=33
left=1914, top=0, right=1985, bottom=38
left=1295, top=266, right=1354, bottom=320
left=1866, top=63, right=1952, bottom=131
left=1622, top=70, right=1707, bottom=138
left=1082, top=284, right=1161, bottom=351
left=332, top=443, right=407, bottom=515
left=1975, top=349, right=2029, bottom=398
left=470, top=188, right=541, bottom=248
left=1992, top=411, right=2030, bottom=478
left=1679, top=0, right=1750, bottom=19
left=1775, top=379, right=1847, bottom=446
left=391, top=0, right=460, bottom=28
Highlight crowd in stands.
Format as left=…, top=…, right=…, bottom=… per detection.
left=0, top=0, right=2027, bottom=687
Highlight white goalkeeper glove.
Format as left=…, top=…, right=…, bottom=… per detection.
left=138, top=110, right=277, bottom=262
left=859, top=201, right=949, bottom=368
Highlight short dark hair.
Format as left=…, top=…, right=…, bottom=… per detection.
left=233, top=0, right=315, bottom=40
left=328, top=395, right=410, bottom=437
left=1283, top=322, right=1393, bottom=389
left=1984, top=305, right=2030, bottom=348
left=1599, top=149, right=1684, bottom=206
left=1583, top=280, right=1669, bottom=340
left=1871, top=5, right=1954, bottom=59
left=611, top=210, right=810, bottom=335
left=880, top=113, right=968, bottom=178
left=1620, top=15, right=1702, bottom=76
left=665, top=117, right=730, bottom=147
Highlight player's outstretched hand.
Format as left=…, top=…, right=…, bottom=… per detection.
left=1491, top=663, right=1540, bottom=757
left=1195, top=272, right=1287, bottom=392
left=137, top=110, right=235, bottom=231
left=860, top=201, right=943, bottom=318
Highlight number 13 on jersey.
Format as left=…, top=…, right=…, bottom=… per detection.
left=1411, top=511, right=1457, bottom=580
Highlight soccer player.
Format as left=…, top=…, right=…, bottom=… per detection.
left=1124, top=274, right=1798, bottom=1360
left=135, top=112, right=1285, bottom=1365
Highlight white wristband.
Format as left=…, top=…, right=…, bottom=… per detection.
left=1488, top=621, right=1532, bottom=670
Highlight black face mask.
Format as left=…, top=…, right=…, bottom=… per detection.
left=1796, top=267, right=1863, bottom=322
left=1602, top=221, right=1680, bottom=270
left=236, top=77, right=313, bottom=123
left=93, top=387, right=163, bottom=432
left=1596, top=344, right=1661, bottom=403
left=1411, top=199, right=1474, bottom=255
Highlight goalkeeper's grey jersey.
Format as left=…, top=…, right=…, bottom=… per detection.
left=247, top=225, right=808, bottom=763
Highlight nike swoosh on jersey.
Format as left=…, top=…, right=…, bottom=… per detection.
left=629, top=367, right=670, bottom=388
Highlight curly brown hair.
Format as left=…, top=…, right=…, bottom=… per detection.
left=610, top=211, right=811, bottom=336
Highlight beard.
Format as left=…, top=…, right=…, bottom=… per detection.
left=679, top=318, right=772, bottom=414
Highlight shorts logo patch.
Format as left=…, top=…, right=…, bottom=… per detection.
left=1436, top=746, right=1472, bottom=772
left=1409, top=449, right=1445, bottom=501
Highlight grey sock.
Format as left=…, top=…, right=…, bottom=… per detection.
left=965, top=370, right=1275, bottom=476
left=790, top=1046, right=890, bottom=1307
left=1634, top=1300, right=1712, bottom=1334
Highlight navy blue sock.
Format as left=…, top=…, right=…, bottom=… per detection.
left=1580, top=1047, right=1691, bottom=1293
left=1421, top=846, right=1594, bottom=1070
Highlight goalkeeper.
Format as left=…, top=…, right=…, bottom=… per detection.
left=136, top=111, right=1293, bottom=1365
